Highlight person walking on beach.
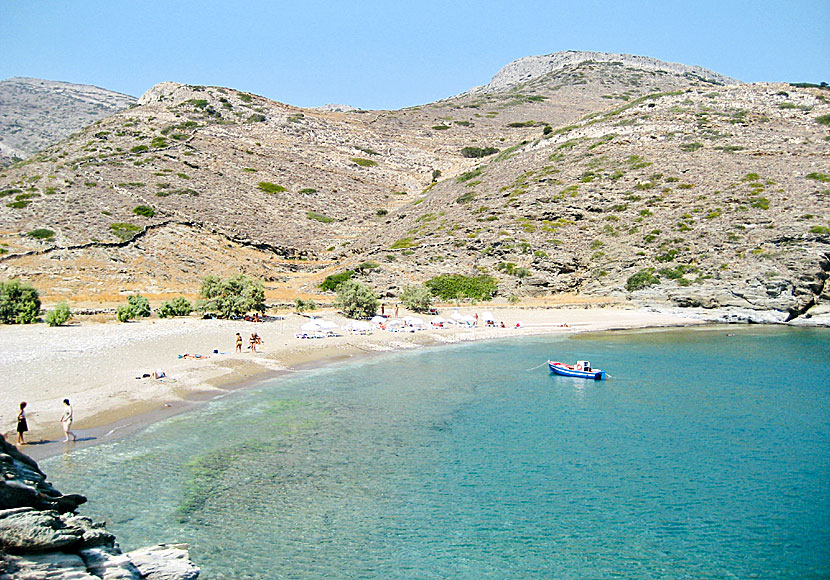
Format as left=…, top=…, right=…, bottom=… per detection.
left=60, top=399, right=76, bottom=442
left=235, top=332, right=243, bottom=353
left=16, top=402, right=28, bottom=445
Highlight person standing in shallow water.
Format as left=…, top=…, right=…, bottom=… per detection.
left=16, top=402, right=28, bottom=445
left=60, top=399, right=76, bottom=442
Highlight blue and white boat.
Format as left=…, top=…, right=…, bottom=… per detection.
left=548, top=360, right=606, bottom=380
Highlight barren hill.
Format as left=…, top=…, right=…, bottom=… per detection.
left=0, top=77, right=136, bottom=166
left=0, top=53, right=827, bottom=321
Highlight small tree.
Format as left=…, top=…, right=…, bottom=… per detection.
left=128, top=294, right=151, bottom=318
left=0, top=280, right=41, bottom=324
left=157, top=297, right=193, bottom=318
left=198, top=274, right=266, bottom=318
left=45, top=302, right=71, bottom=326
left=335, top=280, right=378, bottom=319
left=401, top=284, right=433, bottom=313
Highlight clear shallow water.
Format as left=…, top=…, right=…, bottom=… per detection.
left=45, top=326, right=830, bottom=579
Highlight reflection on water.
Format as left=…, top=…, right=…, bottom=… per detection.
left=45, top=327, right=830, bottom=579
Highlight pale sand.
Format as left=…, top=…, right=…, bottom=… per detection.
left=1, top=305, right=703, bottom=457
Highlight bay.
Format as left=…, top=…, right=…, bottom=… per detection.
left=44, top=326, right=830, bottom=579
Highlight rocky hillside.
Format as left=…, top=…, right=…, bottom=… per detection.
left=0, top=78, right=136, bottom=166
left=0, top=434, right=199, bottom=579
left=0, top=52, right=828, bottom=321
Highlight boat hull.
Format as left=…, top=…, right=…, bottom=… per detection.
left=548, top=361, right=606, bottom=380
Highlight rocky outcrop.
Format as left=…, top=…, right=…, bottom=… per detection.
left=0, top=435, right=199, bottom=580
left=468, top=50, right=741, bottom=94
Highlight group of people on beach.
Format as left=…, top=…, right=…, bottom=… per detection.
left=236, top=332, right=262, bottom=353
left=15, top=399, right=76, bottom=445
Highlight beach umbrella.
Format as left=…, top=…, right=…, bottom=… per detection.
left=451, top=311, right=464, bottom=320
left=317, top=320, right=339, bottom=330
left=481, top=311, right=495, bottom=322
left=351, top=320, right=372, bottom=331
left=461, top=314, right=476, bottom=325
left=408, top=317, right=425, bottom=326
left=370, top=315, right=386, bottom=324
left=432, top=316, right=447, bottom=324
left=387, top=318, right=403, bottom=327
left=300, top=321, right=322, bottom=332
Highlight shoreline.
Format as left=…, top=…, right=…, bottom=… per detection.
left=3, top=305, right=711, bottom=461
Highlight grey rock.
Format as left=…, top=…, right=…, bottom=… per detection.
left=126, top=544, right=200, bottom=580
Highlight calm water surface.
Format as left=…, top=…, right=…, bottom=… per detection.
left=45, top=326, right=830, bottom=579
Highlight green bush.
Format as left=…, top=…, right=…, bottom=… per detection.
left=351, top=157, right=377, bottom=167
left=258, top=182, right=287, bottom=193
left=157, top=297, right=193, bottom=318
left=625, top=268, right=660, bottom=291
left=45, top=302, right=71, bottom=326
left=461, top=146, right=499, bottom=158
left=0, top=280, right=41, bottom=324
left=814, top=114, right=830, bottom=125
left=130, top=145, right=149, bottom=153
left=110, top=222, right=141, bottom=241
left=307, top=211, right=335, bottom=223
left=425, top=274, right=497, bottom=301
left=27, top=228, right=55, bottom=240
left=294, top=298, right=317, bottom=313
left=133, top=205, right=156, bottom=217
left=335, top=280, right=378, bottom=319
left=116, top=304, right=133, bottom=323
left=246, top=113, right=267, bottom=123
left=806, top=172, right=829, bottom=182
left=198, top=274, right=265, bottom=318
left=401, top=284, right=433, bottom=313
left=320, top=270, right=354, bottom=291
left=128, top=294, right=151, bottom=318
left=457, top=168, right=482, bottom=183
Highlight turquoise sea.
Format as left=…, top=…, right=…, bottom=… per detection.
left=45, top=326, right=830, bottom=579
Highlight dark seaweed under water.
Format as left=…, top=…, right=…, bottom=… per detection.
left=45, top=326, right=830, bottom=579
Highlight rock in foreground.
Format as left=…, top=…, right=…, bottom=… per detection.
left=0, top=435, right=199, bottom=579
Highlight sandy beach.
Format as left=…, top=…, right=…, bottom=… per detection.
left=1, top=304, right=703, bottom=459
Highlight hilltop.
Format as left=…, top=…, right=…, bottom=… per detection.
left=0, top=77, right=136, bottom=166
left=0, top=52, right=827, bottom=321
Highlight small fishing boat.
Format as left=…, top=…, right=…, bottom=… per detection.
left=548, top=360, right=606, bottom=380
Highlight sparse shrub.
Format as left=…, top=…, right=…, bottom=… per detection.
left=294, top=298, right=317, bottom=313
left=355, top=261, right=380, bottom=273
left=432, top=125, right=450, bottom=130
left=246, top=113, right=266, bottom=123
left=816, top=114, right=830, bottom=126
left=457, top=168, right=482, bottom=183
left=133, top=205, right=155, bottom=217
left=150, top=137, right=168, bottom=148
left=806, top=172, right=829, bottom=182
left=461, top=146, right=499, bottom=158
left=625, top=268, right=660, bottom=291
left=680, top=142, right=703, bottom=152
left=110, top=222, right=141, bottom=241
left=27, top=228, right=55, bottom=240
left=351, top=157, right=377, bottom=167
left=0, top=280, right=41, bottom=324
left=45, top=302, right=71, bottom=326
left=258, top=182, right=287, bottom=193
left=198, top=274, right=266, bottom=318
left=391, top=237, right=416, bottom=249
left=401, top=284, right=433, bottom=313
left=455, top=191, right=476, bottom=204
left=425, top=274, right=497, bottom=301
left=320, top=270, right=354, bottom=291
left=128, top=294, right=151, bottom=318
left=377, top=209, right=388, bottom=216
left=299, top=188, right=317, bottom=194
left=307, top=211, right=335, bottom=223
left=130, top=145, right=149, bottom=153
left=809, top=225, right=830, bottom=234
left=157, top=297, right=193, bottom=318
left=116, top=304, right=133, bottom=323
left=335, top=280, right=378, bottom=319
left=432, top=169, right=442, bottom=182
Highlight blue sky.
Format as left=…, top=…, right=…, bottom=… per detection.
left=1, top=0, right=827, bottom=110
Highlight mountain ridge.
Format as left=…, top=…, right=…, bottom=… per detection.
left=0, top=52, right=827, bottom=321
